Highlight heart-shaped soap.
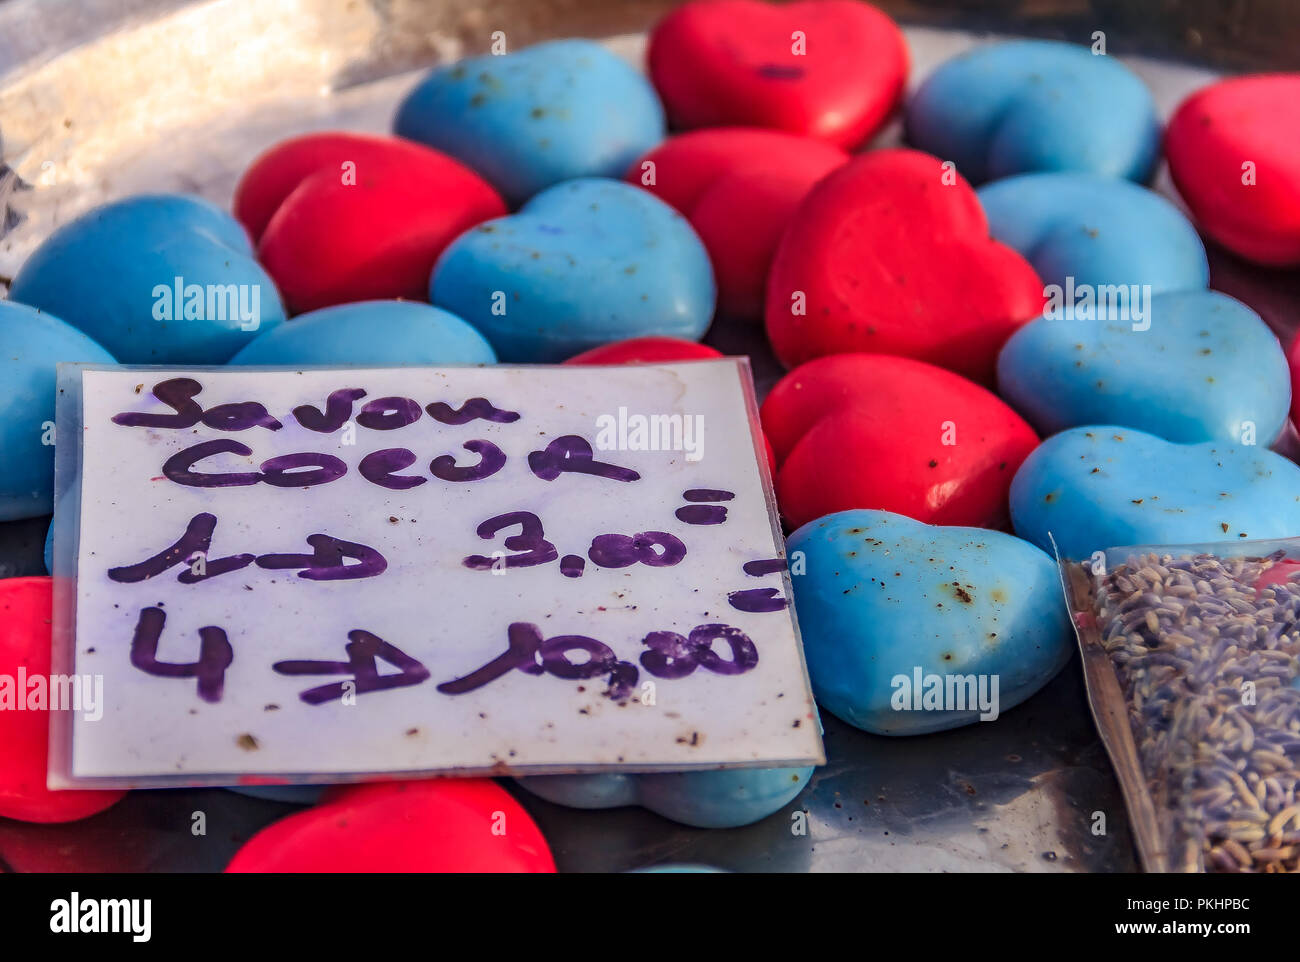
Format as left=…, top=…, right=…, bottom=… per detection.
left=906, top=39, right=1160, bottom=184
left=226, top=784, right=323, bottom=805
left=1291, top=333, right=1300, bottom=427
left=997, top=289, right=1292, bottom=444
left=764, top=149, right=1044, bottom=383
left=563, top=336, right=722, bottom=365
left=787, top=510, right=1072, bottom=735
left=1010, top=426, right=1300, bottom=559
left=225, top=778, right=554, bottom=872
left=630, top=864, right=728, bottom=872
left=1256, top=559, right=1300, bottom=591
left=515, top=765, right=813, bottom=829
left=0, top=302, right=115, bottom=521
left=0, top=578, right=126, bottom=822
left=234, top=132, right=505, bottom=314
left=647, top=0, right=907, bottom=149
left=228, top=300, right=495, bottom=366
left=10, top=194, right=286, bottom=363
left=395, top=39, right=665, bottom=206
left=431, top=178, right=715, bottom=362
left=1167, top=75, right=1300, bottom=266
left=761, top=354, right=1039, bottom=531
left=629, top=129, right=846, bottom=318
left=626, top=129, right=843, bottom=214
left=977, top=173, right=1209, bottom=294
left=563, top=336, right=775, bottom=474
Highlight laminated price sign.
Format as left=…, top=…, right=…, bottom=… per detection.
left=50, top=360, right=823, bottom=787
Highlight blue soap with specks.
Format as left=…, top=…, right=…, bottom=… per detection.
left=1010, top=426, right=1300, bottom=559
left=978, top=173, right=1209, bottom=294
left=10, top=194, right=284, bottom=364
left=395, top=39, right=665, bottom=206
left=228, top=300, right=496, bottom=366
left=0, top=301, right=114, bottom=521
left=787, top=510, right=1072, bottom=736
left=515, top=765, right=813, bottom=829
left=997, top=290, right=1292, bottom=445
left=431, top=178, right=714, bottom=362
left=906, top=39, right=1160, bottom=184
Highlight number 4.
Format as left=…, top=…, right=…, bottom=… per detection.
left=130, top=606, right=232, bottom=703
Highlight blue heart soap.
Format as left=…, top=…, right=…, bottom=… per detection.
left=395, top=39, right=665, bottom=206
left=514, top=766, right=812, bottom=829
left=226, top=786, right=324, bottom=805
left=629, top=864, right=728, bottom=873
left=0, top=301, right=115, bottom=520
left=997, top=290, right=1292, bottom=444
left=977, top=173, right=1208, bottom=294
left=907, top=39, right=1160, bottom=183
left=10, top=194, right=285, bottom=364
left=431, top=178, right=714, bottom=361
left=228, top=300, right=495, bottom=366
left=786, top=510, right=1072, bottom=736
left=1010, top=426, right=1300, bottom=559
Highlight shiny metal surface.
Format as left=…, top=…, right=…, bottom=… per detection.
left=0, top=0, right=1291, bottom=872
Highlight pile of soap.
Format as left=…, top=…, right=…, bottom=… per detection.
left=3, top=0, right=1299, bottom=872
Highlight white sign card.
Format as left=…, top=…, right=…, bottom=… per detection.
left=52, top=361, right=823, bottom=787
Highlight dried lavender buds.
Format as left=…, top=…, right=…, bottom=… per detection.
left=1094, top=550, right=1300, bottom=873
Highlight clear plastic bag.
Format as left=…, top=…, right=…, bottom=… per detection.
left=1064, top=539, right=1300, bottom=873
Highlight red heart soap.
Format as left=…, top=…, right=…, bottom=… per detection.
left=563, top=337, right=776, bottom=475
left=762, top=354, right=1039, bottom=531
left=765, top=149, right=1045, bottom=383
left=233, top=133, right=452, bottom=241
left=0, top=577, right=126, bottom=823
left=648, top=0, right=907, bottom=149
left=234, top=132, right=505, bottom=314
left=1291, top=332, right=1300, bottom=427
left=226, top=778, right=554, bottom=872
left=627, top=129, right=834, bottom=214
left=1255, top=559, right=1300, bottom=591
left=563, top=336, right=723, bottom=365
left=1167, top=75, right=1300, bottom=266
left=630, top=129, right=846, bottom=319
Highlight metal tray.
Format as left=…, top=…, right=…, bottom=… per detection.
left=0, top=0, right=1296, bottom=872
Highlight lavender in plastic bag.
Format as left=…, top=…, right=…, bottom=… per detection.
left=1076, top=544, right=1300, bottom=872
